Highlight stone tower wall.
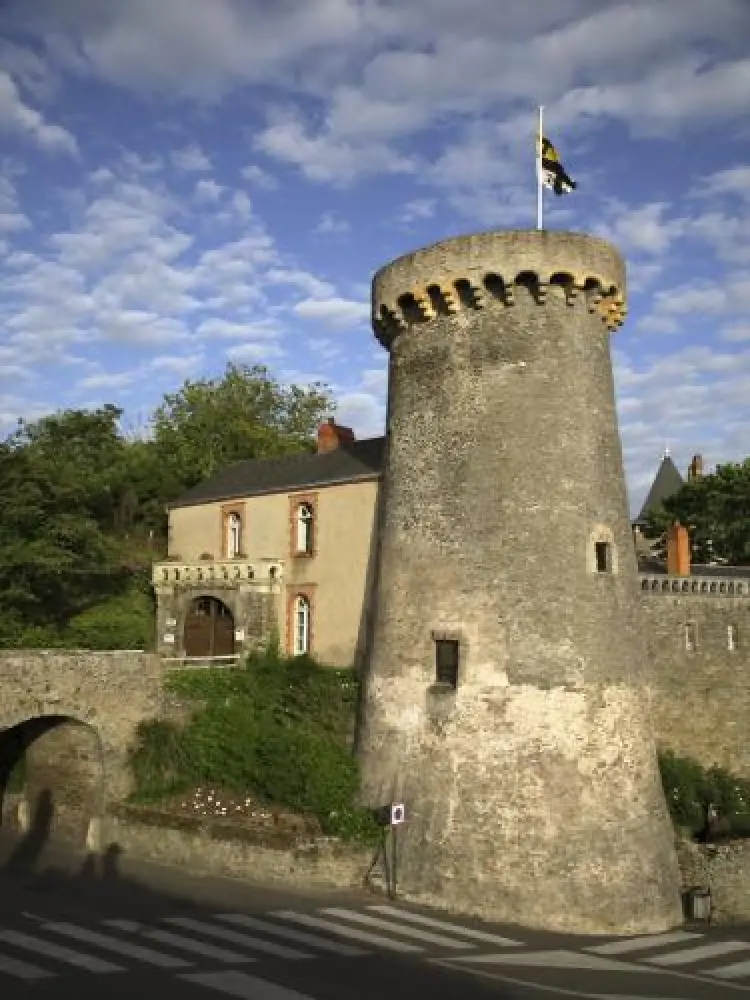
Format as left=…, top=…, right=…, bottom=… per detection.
left=358, top=229, right=682, bottom=934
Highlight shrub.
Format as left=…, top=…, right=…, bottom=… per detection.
left=64, top=587, right=154, bottom=650
left=128, top=648, right=377, bottom=842
left=658, top=749, right=750, bottom=836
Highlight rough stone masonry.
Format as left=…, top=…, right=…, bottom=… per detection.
left=356, top=229, right=684, bottom=934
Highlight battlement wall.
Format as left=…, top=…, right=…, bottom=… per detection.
left=372, top=229, right=627, bottom=344
left=643, top=594, right=750, bottom=778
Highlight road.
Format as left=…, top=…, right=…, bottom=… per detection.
left=0, top=834, right=749, bottom=999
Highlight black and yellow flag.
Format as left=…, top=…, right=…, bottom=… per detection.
left=538, top=135, right=577, bottom=196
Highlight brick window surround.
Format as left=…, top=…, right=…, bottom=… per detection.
left=287, top=585, right=316, bottom=656
left=289, top=492, right=318, bottom=559
left=220, top=501, right=246, bottom=559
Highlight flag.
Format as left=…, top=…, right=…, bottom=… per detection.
left=538, top=135, right=577, bottom=196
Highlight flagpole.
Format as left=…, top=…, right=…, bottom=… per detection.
left=537, top=105, right=544, bottom=231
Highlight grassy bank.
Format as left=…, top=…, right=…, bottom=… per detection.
left=127, top=647, right=379, bottom=844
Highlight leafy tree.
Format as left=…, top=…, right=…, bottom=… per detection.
left=0, top=438, right=128, bottom=634
left=150, top=363, right=333, bottom=492
left=643, top=459, right=750, bottom=566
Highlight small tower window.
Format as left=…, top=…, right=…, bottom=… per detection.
left=728, top=624, right=738, bottom=652
left=595, top=540, right=611, bottom=573
left=296, top=503, right=314, bottom=555
left=685, top=623, right=697, bottom=652
left=435, top=639, right=459, bottom=688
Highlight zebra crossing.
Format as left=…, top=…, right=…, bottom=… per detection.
left=0, top=901, right=522, bottom=992
left=448, top=927, right=750, bottom=984
left=8, top=901, right=750, bottom=993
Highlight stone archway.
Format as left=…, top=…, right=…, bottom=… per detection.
left=184, top=596, right=235, bottom=658
left=0, top=715, right=104, bottom=848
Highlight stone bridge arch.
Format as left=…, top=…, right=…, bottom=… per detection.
left=0, top=651, right=166, bottom=849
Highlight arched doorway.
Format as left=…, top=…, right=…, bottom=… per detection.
left=184, top=596, right=235, bottom=658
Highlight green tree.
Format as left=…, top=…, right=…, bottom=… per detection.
left=0, top=438, right=128, bottom=636
left=150, top=364, right=333, bottom=492
left=644, top=459, right=750, bottom=566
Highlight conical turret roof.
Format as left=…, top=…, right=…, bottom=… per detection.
left=635, top=452, right=684, bottom=525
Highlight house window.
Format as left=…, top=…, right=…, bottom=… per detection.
left=685, top=623, right=697, bottom=653
left=226, top=512, right=242, bottom=558
left=435, top=639, right=459, bottom=688
left=594, top=541, right=611, bottom=573
left=728, top=624, right=738, bottom=652
left=294, top=596, right=311, bottom=655
left=296, top=503, right=314, bottom=555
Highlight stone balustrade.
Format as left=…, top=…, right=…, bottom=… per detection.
left=639, top=573, right=749, bottom=597
left=152, top=558, right=283, bottom=587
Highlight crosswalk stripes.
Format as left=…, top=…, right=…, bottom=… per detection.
left=179, top=969, right=316, bottom=999
left=0, top=928, right=124, bottom=973
left=584, top=929, right=750, bottom=980
left=213, top=913, right=367, bottom=956
left=0, top=952, right=55, bottom=982
left=0, top=902, right=517, bottom=985
left=41, top=921, right=193, bottom=968
left=269, top=910, right=424, bottom=953
left=4, top=902, right=750, bottom=987
left=319, top=907, right=486, bottom=950
left=162, top=917, right=310, bottom=960
left=587, top=931, right=702, bottom=955
left=365, top=903, right=522, bottom=946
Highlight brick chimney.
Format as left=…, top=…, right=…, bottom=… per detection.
left=316, top=417, right=355, bottom=454
left=687, top=454, right=704, bottom=481
left=666, top=521, right=691, bottom=576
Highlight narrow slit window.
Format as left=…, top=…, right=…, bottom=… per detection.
left=685, top=623, right=697, bottom=652
left=435, top=639, right=459, bottom=688
left=728, top=624, right=738, bottom=652
left=594, top=541, right=611, bottom=573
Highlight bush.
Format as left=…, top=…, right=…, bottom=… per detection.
left=64, top=587, right=154, bottom=650
left=128, top=648, right=378, bottom=843
left=658, top=749, right=750, bottom=835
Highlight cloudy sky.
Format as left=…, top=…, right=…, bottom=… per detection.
left=1, top=0, right=749, bottom=515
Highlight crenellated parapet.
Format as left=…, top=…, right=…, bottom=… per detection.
left=372, top=229, right=627, bottom=345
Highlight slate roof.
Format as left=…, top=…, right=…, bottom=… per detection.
left=169, top=436, right=385, bottom=508
left=635, top=454, right=684, bottom=525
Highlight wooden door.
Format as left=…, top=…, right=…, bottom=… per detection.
left=183, top=597, right=235, bottom=658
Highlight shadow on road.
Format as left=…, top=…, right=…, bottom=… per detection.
left=0, top=788, right=522, bottom=999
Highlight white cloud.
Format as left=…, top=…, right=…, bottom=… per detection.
left=293, top=296, right=369, bottom=328
left=0, top=70, right=78, bottom=154
left=77, top=371, right=136, bottom=390
left=171, top=143, right=212, bottom=172
left=255, top=112, right=417, bottom=186
left=397, top=198, right=436, bottom=226
left=265, top=268, right=336, bottom=299
left=240, top=164, right=278, bottom=190
left=316, top=212, right=350, bottom=235
left=194, top=178, right=223, bottom=203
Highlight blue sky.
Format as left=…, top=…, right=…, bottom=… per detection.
left=1, top=0, right=749, bottom=516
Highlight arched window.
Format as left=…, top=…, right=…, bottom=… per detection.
left=294, top=596, right=311, bottom=655
left=296, top=503, right=314, bottom=555
left=226, top=512, right=242, bottom=558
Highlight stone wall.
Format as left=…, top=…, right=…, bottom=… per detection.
left=643, top=595, right=750, bottom=777
left=677, top=835, right=750, bottom=925
left=0, top=651, right=166, bottom=843
left=105, top=805, right=379, bottom=892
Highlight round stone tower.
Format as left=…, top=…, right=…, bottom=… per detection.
left=357, top=229, right=683, bottom=935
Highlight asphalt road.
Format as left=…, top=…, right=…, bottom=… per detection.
left=0, top=833, right=749, bottom=1000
